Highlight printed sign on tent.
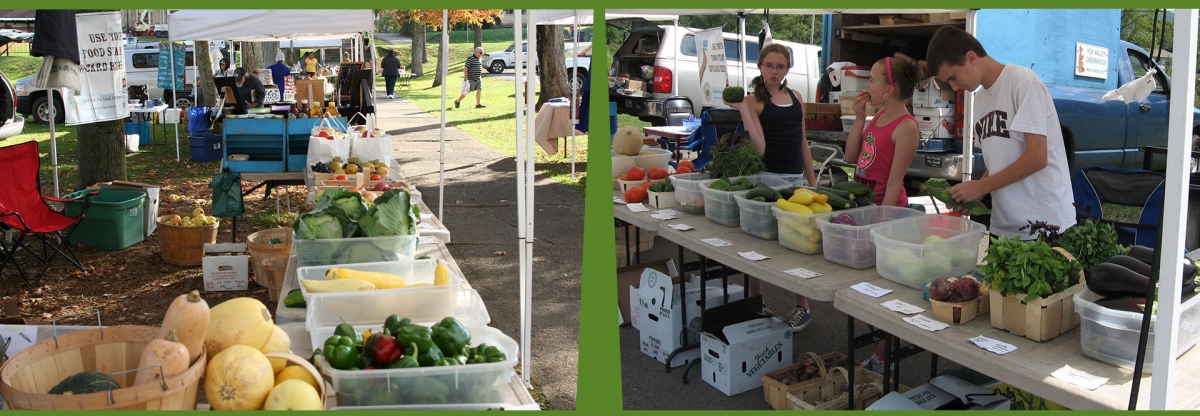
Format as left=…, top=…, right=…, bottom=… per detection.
left=64, top=11, right=129, bottom=126
left=694, top=27, right=727, bottom=107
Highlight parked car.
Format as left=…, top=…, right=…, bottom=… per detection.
left=16, top=46, right=199, bottom=124
left=0, top=69, right=24, bottom=139
left=484, top=41, right=538, bottom=74
left=608, top=17, right=822, bottom=125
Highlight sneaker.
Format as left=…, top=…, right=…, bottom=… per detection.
left=476, top=104, right=486, bottom=109
left=786, top=307, right=812, bottom=333
left=455, top=100, right=461, bottom=109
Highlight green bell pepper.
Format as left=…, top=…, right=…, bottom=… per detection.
left=433, top=357, right=460, bottom=366
left=387, top=343, right=421, bottom=369
left=323, top=335, right=361, bottom=370
left=384, top=315, right=414, bottom=337
left=415, top=343, right=445, bottom=367
left=394, top=324, right=434, bottom=354
left=467, top=343, right=507, bottom=364
left=334, top=323, right=363, bottom=345
left=409, top=378, right=450, bottom=404
left=431, top=317, right=471, bottom=357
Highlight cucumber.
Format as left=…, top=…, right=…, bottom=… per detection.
left=780, top=187, right=801, bottom=201
left=834, top=181, right=872, bottom=197
left=284, top=289, right=306, bottom=308
left=855, top=195, right=872, bottom=207
left=815, top=189, right=853, bottom=210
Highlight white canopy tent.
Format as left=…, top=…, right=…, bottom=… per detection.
left=607, top=8, right=1200, bottom=409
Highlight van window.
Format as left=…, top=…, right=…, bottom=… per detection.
left=132, top=52, right=157, bottom=69
left=1127, top=48, right=1166, bottom=94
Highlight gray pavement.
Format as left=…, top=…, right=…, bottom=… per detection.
left=373, top=93, right=580, bottom=410
left=618, top=227, right=965, bottom=410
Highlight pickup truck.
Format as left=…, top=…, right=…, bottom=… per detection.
left=807, top=10, right=1200, bottom=189
left=484, top=41, right=591, bottom=92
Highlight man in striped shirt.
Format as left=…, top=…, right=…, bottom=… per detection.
left=455, top=47, right=485, bottom=109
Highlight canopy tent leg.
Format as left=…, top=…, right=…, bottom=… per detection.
left=50, top=91, right=59, bottom=198
left=570, top=11, right=579, bottom=180
left=439, top=11, right=448, bottom=222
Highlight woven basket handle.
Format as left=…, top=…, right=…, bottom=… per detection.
left=265, top=352, right=327, bottom=409
left=800, top=351, right=827, bottom=378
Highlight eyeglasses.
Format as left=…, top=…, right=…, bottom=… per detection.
left=761, top=63, right=788, bottom=72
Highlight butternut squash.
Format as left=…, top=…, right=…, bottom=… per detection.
left=158, top=290, right=209, bottom=364
left=134, top=330, right=190, bottom=387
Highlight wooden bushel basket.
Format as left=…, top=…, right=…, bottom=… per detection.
left=264, top=352, right=327, bottom=409
left=157, top=214, right=219, bottom=266
left=785, top=366, right=902, bottom=410
left=988, top=247, right=1085, bottom=342
left=0, top=326, right=206, bottom=410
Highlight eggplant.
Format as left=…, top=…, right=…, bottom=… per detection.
left=1106, top=255, right=1152, bottom=276
left=1087, top=262, right=1152, bottom=298
left=1120, top=246, right=1197, bottom=284
left=1096, top=296, right=1148, bottom=313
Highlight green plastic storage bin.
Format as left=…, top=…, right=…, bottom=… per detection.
left=61, top=189, right=147, bottom=251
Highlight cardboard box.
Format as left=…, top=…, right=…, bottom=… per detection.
left=914, top=107, right=955, bottom=139
left=914, top=78, right=954, bottom=108
left=700, top=315, right=793, bottom=396
left=100, top=181, right=162, bottom=238
left=638, top=268, right=744, bottom=368
left=618, top=260, right=677, bottom=327
left=838, top=92, right=880, bottom=117
left=803, top=103, right=842, bottom=131
left=982, top=382, right=1066, bottom=410
left=203, top=243, right=250, bottom=291
left=295, top=78, right=326, bottom=108
left=626, top=79, right=648, bottom=92
left=866, top=375, right=1010, bottom=410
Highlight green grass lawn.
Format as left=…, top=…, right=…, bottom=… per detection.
left=1, top=55, right=41, bottom=81
left=377, top=41, right=587, bottom=192
left=425, top=27, right=527, bottom=45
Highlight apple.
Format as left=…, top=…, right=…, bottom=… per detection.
left=335, top=175, right=347, bottom=180
left=373, top=182, right=392, bottom=192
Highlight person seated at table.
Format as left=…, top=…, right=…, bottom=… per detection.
left=234, top=67, right=266, bottom=112
left=723, top=43, right=820, bottom=332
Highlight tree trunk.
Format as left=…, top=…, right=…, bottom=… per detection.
left=195, top=41, right=216, bottom=107
left=536, top=25, right=568, bottom=110
left=76, top=120, right=127, bottom=190
left=431, top=37, right=444, bottom=88
left=411, top=22, right=425, bottom=76
left=474, top=24, right=483, bottom=48
left=262, top=41, right=280, bottom=66
left=242, top=42, right=266, bottom=73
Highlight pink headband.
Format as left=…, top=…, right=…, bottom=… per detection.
left=885, top=57, right=895, bottom=88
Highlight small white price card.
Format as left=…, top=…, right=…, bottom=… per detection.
left=738, top=251, right=770, bottom=261
left=1051, top=365, right=1108, bottom=390
left=785, top=267, right=822, bottom=279
left=418, top=236, right=440, bottom=245
left=969, top=335, right=1017, bottom=355
left=626, top=203, right=649, bottom=212
left=700, top=238, right=732, bottom=247
left=657, top=209, right=681, bottom=216
left=881, top=299, right=925, bottom=315
left=650, top=213, right=678, bottom=221
left=614, top=197, right=626, bottom=204
left=667, top=224, right=693, bottom=231
left=419, top=222, right=436, bottom=230
left=850, top=282, right=893, bottom=298
left=904, top=315, right=950, bottom=332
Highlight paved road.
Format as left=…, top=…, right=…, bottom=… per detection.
left=375, top=33, right=412, bottom=46
left=373, top=93, right=580, bottom=410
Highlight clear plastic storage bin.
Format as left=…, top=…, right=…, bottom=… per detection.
left=1075, top=289, right=1200, bottom=371
left=699, top=175, right=791, bottom=227
left=772, top=206, right=825, bottom=254
left=314, top=325, right=518, bottom=407
left=733, top=186, right=791, bottom=240
left=670, top=172, right=712, bottom=215
left=815, top=206, right=926, bottom=269
left=292, top=234, right=419, bottom=267
left=296, top=259, right=465, bottom=303
left=305, top=287, right=490, bottom=331
left=870, top=214, right=986, bottom=289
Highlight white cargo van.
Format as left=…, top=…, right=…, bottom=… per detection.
left=609, top=17, right=821, bottom=125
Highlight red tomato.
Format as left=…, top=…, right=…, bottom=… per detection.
left=335, top=175, right=347, bottom=180
left=370, top=174, right=382, bottom=181
left=678, top=160, right=695, bottom=170
left=624, top=187, right=648, bottom=203
left=626, top=167, right=646, bottom=181
left=676, top=166, right=694, bottom=174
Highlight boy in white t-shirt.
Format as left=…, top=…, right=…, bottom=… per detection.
left=926, top=26, right=1076, bottom=238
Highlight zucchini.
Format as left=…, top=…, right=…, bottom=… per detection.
left=855, top=195, right=872, bottom=207
left=283, top=289, right=306, bottom=308
left=780, top=187, right=801, bottom=201
left=1086, top=262, right=1152, bottom=298
left=815, top=189, right=853, bottom=210
left=818, top=187, right=854, bottom=199
left=833, top=181, right=872, bottom=197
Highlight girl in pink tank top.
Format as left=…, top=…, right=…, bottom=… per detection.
left=844, top=53, right=923, bottom=207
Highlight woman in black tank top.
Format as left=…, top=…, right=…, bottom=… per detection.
left=722, top=43, right=818, bottom=333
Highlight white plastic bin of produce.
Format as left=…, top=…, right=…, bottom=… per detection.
left=613, top=147, right=673, bottom=170
left=670, top=172, right=712, bottom=215
left=1075, top=289, right=1200, bottom=372
left=870, top=214, right=986, bottom=289
left=700, top=175, right=791, bottom=227
left=772, top=206, right=826, bottom=254
left=295, top=258, right=465, bottom=303
left=758, top=172, right=809, bottom=187
left=292, top=234, right=419, bottom=267
left=314, top=325, right=519, bottom=407
left=304, top=287, right=490, bottom=341
left=816, top=206, right=926, bottom=269
left=733, top=186, right=791, bottom=240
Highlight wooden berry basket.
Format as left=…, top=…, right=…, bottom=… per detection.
left=0, top=325, right=206, bottom=410
left=762, top=352, right=855, bottom=410
left=988, top=247, right=1085, bottom=342
left=785, top=366, right=910, bottom=410
left=156, top=215, right=219, bottom=266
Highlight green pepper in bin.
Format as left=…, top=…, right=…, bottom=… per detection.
left=322, top=335, right=361, bottom=370
left=414, top=342, right=445, bottom=367
left=384, top=315, right=413, bottom=337
left=394, top=324, right=434, bottom=354
left=334, top=323, right=363, bottom=345
left=467, top=343, right=507, bottom=364
left=409, top=378, right=450, bottom=404
left=387, top=343, right=421, bottom=369
left=431, top=317, right=471, bottom=358
left=433, top=356, right=461, bottom=366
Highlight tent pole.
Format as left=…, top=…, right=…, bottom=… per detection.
left=440, top=10, right=448, bottom=221
left=513, top=9, right=529, bottom=389
left=1149, top=8, right=1198, bottom=409
left=961, top=11, right=977, bottom=185
left=739, top=13, right=746, bottom=89
left=171, top=41, right=180, bottom=162
left=570, top=11, right=579, bottom=180
left=50, top=90, right=59, bottom=198
left=524, top=9, right=538, bottom=390
left=672, top=19, right=679, bottom=96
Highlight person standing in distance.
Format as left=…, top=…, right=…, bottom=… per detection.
left=926, top=26, right=1075, bottom=238
left=455, top=47, right=485, bottom=109
left=267, top=51, right=291, bottom=91
left=381, top=50, right=402, bottom=99
left=303, top=52, right=321, bottom=77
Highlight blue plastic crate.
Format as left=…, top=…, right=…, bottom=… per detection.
left=223, top=118, right=286, bottom=172
left=126, top=122, right=151, bottom=145
left=189, top=137, right=223, bottom=163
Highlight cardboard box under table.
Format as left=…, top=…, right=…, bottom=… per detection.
left=698, top=298, right=793, bottom=396
left=637, top=268, right=744, bottom=368
left=866, top=375, right=1010, bottom=410
left=618, top=259, right=677, bottom=328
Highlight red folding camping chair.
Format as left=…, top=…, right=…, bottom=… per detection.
left=0, top=141, right=96, bottom=285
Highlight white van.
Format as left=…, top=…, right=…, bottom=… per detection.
left=609, top=17, right=821, bottom=125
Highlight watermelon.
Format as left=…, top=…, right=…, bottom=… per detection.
left=49, top=371, right=120, bottom=395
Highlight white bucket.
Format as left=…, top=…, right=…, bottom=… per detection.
left=126, top=135, right=140, bottom=153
